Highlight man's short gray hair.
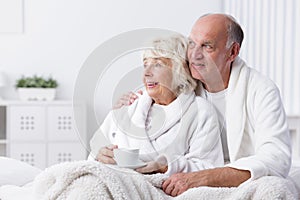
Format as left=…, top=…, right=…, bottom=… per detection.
left=143, top=34, right=197, bottom=96
left=225, top=14, right=244, bottom=48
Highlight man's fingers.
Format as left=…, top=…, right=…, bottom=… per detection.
left=118, top=96, right=131, bottom=106
left=177, top=188, right=186, bottom=196
left=163, top=181, right=186, bottom=197
left=171, top=186, right=180, bottom=197
left=164, top=183, right=175, bottom=195
left=113, top=94, right=131, bottom=109
left=113, top=91, right=141, bottom=109
left=162, top=173, right=189, bottom=196
left=162, top=179, right=171, bottom=191
left=162, top=178, right=175, bottom=195
left=137, top=90, right=143, bottom=95
left=129, top=92, right=138, bottom=104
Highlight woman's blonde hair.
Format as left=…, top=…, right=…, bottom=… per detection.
left=142, top=34, right=197, bottom=96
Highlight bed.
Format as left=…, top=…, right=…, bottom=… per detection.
left=0, top=156, right=300, bottom=200
left=1, top=116, right=300, bottom=199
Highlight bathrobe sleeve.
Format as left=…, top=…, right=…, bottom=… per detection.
left=88, top=111, right=116, bottom=160
left=227, top=76, right=291, bottom=181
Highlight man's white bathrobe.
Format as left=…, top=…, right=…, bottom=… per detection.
left=196, top=57, right=291, bottom=181
left=90, top=92, right=224, bottom=175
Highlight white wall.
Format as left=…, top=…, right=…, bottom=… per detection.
left=224, top=0, right=300, bottom=115
left=0, top=0, right=223, bottom=140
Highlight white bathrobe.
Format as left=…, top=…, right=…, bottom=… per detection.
left=196, top=57, right=291, bottom=181
left=90, top=92, right=224, bottom=175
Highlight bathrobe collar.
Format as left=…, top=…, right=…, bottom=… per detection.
left=196, top=57, right=250, bottom=161
left=112, top=91, right=195, bottom=141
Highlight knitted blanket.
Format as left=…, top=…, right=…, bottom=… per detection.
left=33, top=160, right=169, bottom=200
left=177, top=176, right=298, bottom=200
left=0, top=160, right=299, bottom=200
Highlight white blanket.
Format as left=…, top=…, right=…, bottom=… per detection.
left=0, top=160, right=299, bottom=200
left=33, top=160, right=168, bottom=200
left=178, top=176, right=298, bottom=200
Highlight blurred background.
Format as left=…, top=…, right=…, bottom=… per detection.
left=0, top=0, right=299, bottom=145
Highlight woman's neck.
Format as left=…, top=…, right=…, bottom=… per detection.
left=152, top=91, right=177, bottom=105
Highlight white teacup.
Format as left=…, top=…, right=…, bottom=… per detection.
left=113, top=148, right=140, bottom=166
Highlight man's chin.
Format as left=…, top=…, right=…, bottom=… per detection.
left=190, top=71, right=203, bottom=81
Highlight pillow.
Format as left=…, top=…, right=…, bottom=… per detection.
left=0, top=156, right=42, bottom=186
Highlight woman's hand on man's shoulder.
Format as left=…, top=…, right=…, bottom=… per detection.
left=113, top=90, right=143, bottom=109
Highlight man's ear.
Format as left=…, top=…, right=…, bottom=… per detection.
left=228, top=42, right=240, bottom=62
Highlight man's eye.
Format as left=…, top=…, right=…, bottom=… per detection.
left=204, top=44, right=213, bottom=50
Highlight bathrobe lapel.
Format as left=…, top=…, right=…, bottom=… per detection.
left=226, top=57, right=250, bottom=161
left=113, top=92, right=195, bottom=141
left=196, top=57, right=249, bottom=161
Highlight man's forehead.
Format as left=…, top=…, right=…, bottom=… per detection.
left=189, top=19, right=227, bottom=42
left=188, top=28, right=218, bottom=43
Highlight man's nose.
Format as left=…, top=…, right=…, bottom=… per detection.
left=189, top=46, right=204, bottom=60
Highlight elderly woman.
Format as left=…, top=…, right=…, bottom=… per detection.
left=89, top=34, right=223, bottom=175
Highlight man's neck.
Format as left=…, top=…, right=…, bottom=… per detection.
left=203, top=64, right=232, bottom=93
left=203, top=82, right=227, bottom=93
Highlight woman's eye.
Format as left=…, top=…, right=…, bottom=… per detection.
left=188, top=40, right=195, bottom=48
left=155, top=63, right=162, bottom=68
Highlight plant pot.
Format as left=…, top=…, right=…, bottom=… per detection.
left=18, top=88, right=56, bottom=101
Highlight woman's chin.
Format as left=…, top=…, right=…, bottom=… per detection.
left=146, top=89, right=159, bottom=98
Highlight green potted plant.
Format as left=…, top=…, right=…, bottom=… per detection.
left=16, top=75, right=58, bottom=101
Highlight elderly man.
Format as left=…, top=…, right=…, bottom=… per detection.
left=161, top=13, right=291, bottom=196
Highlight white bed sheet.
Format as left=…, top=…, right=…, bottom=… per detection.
left=0, top=156, right=41, bottom=186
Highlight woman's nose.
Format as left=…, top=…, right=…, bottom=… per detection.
left=143, top=65, right=153, bottom=76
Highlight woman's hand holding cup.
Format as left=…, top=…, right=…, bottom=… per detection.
left=96, top=144, right=118, bottom=164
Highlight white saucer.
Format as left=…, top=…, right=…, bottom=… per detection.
left=117, top=160, right=147, bottom=169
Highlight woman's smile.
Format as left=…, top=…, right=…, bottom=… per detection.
left=146, top=81, right=159, bottom=89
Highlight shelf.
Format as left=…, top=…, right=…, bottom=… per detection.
left=0, top=100, right=87, bottom=168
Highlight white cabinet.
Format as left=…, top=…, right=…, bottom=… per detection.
left=47, top=106, right=80, bottom=141
left=0, top=101, right=87, bottom=169
left=47, top=143, right=86, bottom=166
left=9, top=143, right=47, bottom=168
left=8, top=106, right=46, bottom=141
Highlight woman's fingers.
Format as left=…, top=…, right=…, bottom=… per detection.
left=106, top=144, right=118, bottom=151
left=96, top=145, right=118, bottom=164
left=97, top=154, right=116, bottom=164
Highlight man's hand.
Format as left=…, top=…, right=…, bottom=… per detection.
left=96, top=144, right=118, bottom=164
left=135, top=161, right=168, bottom=174
left=113, top=90, right=143, bottom=109
left=162, top=167, right=251, bottom=197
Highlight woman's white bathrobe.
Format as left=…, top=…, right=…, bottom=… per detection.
left=196, top=57, right=291, bottom=181
left=90, top=92, right=224, bottom=175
